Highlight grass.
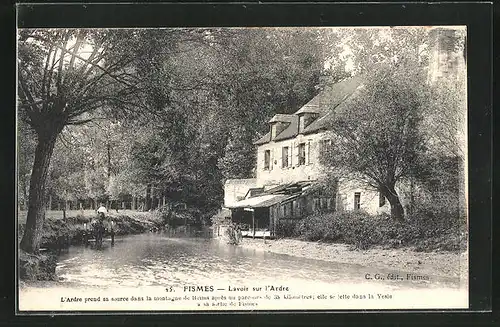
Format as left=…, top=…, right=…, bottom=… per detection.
left=17, top=209, right=153, bottom=224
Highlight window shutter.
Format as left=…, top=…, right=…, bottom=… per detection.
left=270, top=149, right=273, bottom=170
left=304, top=142, right=308, bottom=165
left=278, top=147, right=282, bottom=169
left=308, top=140, right=313, bottom=164
left=288, top=146, right=291, bottom=168
left=295, top=142, right=300, bottom=166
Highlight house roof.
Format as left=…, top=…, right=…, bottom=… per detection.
left=254, top=74, right=365, bottom=144
left=273, top=115, right=299, bottom=142
left=301, top=75, right=365, bottom=134
left=268, top=114, right=295, bottom=124
left=263, top=181, right=312, bottom=195
left=225, top=194, right=295, bottom=209
left=226, top=181, right=312, bottom=209
left=254, top=132, right=271, bottom=145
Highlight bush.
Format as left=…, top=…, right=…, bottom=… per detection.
left=275, top=219, right=300, bottom=238
left=294, top=207, right=466, bottom=252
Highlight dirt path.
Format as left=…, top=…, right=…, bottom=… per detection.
left=238, top=238, right=468, bottom=280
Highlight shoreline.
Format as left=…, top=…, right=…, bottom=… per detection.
left=18, top=210, right=162, bottom=281
left=237, top=237, right=468, bottom=280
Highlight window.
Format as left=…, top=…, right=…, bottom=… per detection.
left=282, top=146, right=289, bottom=168
left=264, top=150, right=271, bottom=170
left=299, top=114, right=318, bottom=132
left=283, top=202, right=293, bottom=217
left=299, top=116, right=305, bottom=132
left=307, top=140, right=312, bottom=164
left=271, top=124, right=277, bottom=139
left=313, top=197, right=320, bottom=212
left=354, top=192, right=361, bottom=210
left=320, top=139, right=332, bottom=155
left=320, top=198, right=328, bottom=210
left=379, top=192, right=386, bottom=207
left=298, top=143, right=306, bottom=165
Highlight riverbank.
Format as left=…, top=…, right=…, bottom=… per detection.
left=18, top=210, right=162, bottom=281
left=238, top=238, right=467, bottom=280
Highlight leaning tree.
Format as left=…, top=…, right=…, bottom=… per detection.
left=320, top=62, right=430, bottom=222
left=17, top=29, right=146, bottom=253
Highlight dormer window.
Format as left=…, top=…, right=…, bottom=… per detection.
left=268, top=114, right=295, bottom=141
left=298, top=113, right=318, bottom=133
left=269, top=121, right=288, bottom=140
left=299, top=115, right=305, bottom=132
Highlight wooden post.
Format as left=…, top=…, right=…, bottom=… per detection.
left=252, top=211, right=255, bottom=239
left=110, top=220, right=115, bottom=246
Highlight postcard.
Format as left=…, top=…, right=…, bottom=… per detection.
left=16, top=25, right=468, bottom=312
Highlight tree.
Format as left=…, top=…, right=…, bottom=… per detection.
left=17, top=29, right=141, bottom=253
left=17, top=119, right=37, bottom=211
left=320, top=63, right=429, bottom=221
left=47, top=133, right=87, bottom=214
left=217, top=126, right=256, bottom=180
left=210, top=28, right=324, bottom=179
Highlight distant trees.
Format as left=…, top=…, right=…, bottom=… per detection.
left=213, top=28, right=324, bottom=179
left=218, top=126, right=256, bottom=179
left=17, top=27, right=466, bottom=251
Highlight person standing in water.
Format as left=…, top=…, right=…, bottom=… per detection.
left=93, top=204, right=108, bottom=247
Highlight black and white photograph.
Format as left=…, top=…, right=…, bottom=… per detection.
left=16, top=25, right=469, bottom=312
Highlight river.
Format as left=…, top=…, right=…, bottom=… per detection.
left=55, top=233, right=460, bottom=290
left=18, top=233, right=468, bottom=311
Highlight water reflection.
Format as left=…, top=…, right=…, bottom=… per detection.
left=56, top=234, right=461, bottom=290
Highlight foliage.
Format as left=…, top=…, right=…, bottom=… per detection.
left=17, top=29, right=151, bottom=253
left=217, top=126, right=256, bottom=179
left=17, top=27, right=467, bottom=253
left=17, top=119, right=37, bottom=207
left=295, top=209, right=466, bottom=251
left=320, top=61, right=430, bottom=221
left=275, top=219, right=301, bottom=239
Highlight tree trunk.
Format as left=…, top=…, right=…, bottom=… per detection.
left=145, top=184, right=151, bottom=211
left=19, top=133, right=58, bottom=254
left=107, top=141, right=111, bottom=179
left=21, top=180, right=29, bottom=210
left=380, top=184, right=405, bottom=222
left=409, top=177, right=415, bottom=217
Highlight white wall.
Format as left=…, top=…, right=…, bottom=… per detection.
left=253, top=132, right=411, bottom=217
left=336, top=179, right=410, bottom=216
left=256, top=131, right=329, bottom=186
left=224, top=179, right=258, bottom=208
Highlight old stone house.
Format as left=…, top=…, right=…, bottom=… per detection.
left=223, top=74, right=401, bottom=238
left=221, top=27, right=466, bottom=238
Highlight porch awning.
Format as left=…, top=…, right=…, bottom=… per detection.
left=226, top=194, right=296, bottom=209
